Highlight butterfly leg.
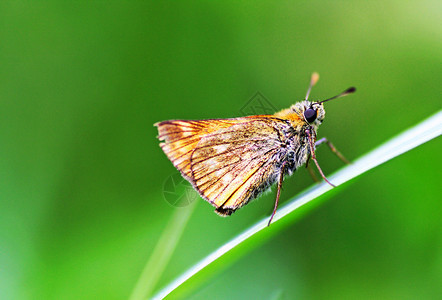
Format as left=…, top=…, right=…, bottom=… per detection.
left=305, top=155, right=320, bottom=182
left=315, top=137, right=350, bottom=164
left=268, top=161, right=288, bottom=226
left=306, top=129, right=335, bottom=187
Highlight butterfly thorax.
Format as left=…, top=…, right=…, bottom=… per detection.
left=273, top=100, right=326, bottom=175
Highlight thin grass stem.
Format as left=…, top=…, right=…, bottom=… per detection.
left=129, top=200, right=197, bottom=300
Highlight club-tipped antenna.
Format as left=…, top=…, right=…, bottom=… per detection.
left=305, top=72, right=320, bottom=101
left=316, top=86, right=356, bottom=104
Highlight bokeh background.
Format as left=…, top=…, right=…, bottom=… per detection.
left=1, top=1, right=440, bottom=299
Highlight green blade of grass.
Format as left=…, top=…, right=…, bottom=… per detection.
left=152, top=110, right=442, bottom=300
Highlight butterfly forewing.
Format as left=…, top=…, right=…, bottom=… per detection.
left=156, top=119, right=235, bottom=180
left=157, top=116, right=291, bottom=215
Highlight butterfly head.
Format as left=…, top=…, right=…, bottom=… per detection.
left=290, top=101, right=325, bottom=129
left=302, top=86, right=356, bottom=128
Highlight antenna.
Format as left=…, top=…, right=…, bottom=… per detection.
left=305, top=72, right=320, bottom=101
left=317, top=87, right=356, bottom=104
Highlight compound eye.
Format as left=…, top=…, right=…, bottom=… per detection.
left=304, top=108, right=317, bottom=123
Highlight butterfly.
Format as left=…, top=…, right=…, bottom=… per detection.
left=155, top=73, right=356, bottom=225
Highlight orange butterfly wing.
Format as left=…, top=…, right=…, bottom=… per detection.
left=155, top=119, right=241, bottom=180
left=156, top=117, right=289, bottom=215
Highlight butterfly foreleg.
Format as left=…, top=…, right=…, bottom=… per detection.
left=305, top=155, right=320, bottom=183
left=305, top=129, right=335, bottom=187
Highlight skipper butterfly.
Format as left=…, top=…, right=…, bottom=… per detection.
left=155, top=73, right=356, bottom=225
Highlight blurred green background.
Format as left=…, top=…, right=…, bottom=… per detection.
left=1, top=1, right=440, bottom=299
